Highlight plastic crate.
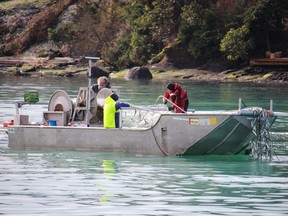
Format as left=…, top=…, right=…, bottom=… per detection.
left=24, top=91, right=39, bottom=103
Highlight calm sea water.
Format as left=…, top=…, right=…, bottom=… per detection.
left=0, top=76, right=288, bottom=215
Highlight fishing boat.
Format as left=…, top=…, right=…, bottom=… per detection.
left=5, top=58, right=279, bottom=158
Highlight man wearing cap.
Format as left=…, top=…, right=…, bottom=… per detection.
left=163, top=83, right=189, bottom=113
left=91, top=76, right=111, bottom=94
left=104, top=93, right=130, bottom=128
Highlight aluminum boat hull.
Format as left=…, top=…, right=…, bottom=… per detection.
left=7, top=111, right=276, bottom=156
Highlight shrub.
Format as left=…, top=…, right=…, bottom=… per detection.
left=48, top=23, right=76, bottom=44
left=220, top=25, right=254, bottom=61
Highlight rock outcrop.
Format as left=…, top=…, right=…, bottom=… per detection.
left=125, top=66, right=153, bottom=79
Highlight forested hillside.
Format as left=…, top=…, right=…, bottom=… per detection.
left=0, top=0, right=288, bottom=71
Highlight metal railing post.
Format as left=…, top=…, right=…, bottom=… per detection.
left=270, top=100, right=273, bottom=111
left=238, top=98, right=242, bottom=111
left=85, top=56, right=100, bottom=127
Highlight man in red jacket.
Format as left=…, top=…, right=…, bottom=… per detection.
left=163, top=83, right=189, bottom=113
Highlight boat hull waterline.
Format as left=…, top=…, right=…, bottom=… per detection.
left=7, top=111, right=276, bottom=156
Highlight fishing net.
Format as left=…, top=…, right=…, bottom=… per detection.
left=249, top=108, right=274, bottom=161
left=121, top=104, right=169, bottom=128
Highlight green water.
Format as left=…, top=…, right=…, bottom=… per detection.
left=0, top=76, right=288, bottom=215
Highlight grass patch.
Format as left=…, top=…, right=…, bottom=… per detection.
left=110, top=69, right=190, bottom=79
left=152, top=69, right=189, bottom=79
left=263, top=73, right=273, bottom=79
left=242, top=75, right=261, bottom=81
left=39, top=69, right=65, bottom=74
left=227, top=73, right=242, bottom=79
left=110, top=70, right=127, bottom=78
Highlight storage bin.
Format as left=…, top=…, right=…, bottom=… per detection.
left=48, top=120, right=58, bottom=126
left=24, top=91, right=39, bottom=103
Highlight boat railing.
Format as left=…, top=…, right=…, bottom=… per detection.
left=238, top=98, right=275, bottom=116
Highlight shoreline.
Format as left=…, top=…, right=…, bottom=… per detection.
left=1, top=56, right=288, bottom=83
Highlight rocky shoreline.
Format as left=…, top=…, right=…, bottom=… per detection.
left=1, top=56, right=288, bottom=83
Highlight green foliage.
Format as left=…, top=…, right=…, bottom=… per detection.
left=150, top=46, right=169, bottom=64
left=220, top=25, right=254, bottom=61
left=48, top=23, right=76, bottom=44
left=101, top=33, right=132, bottom=68
left=243, top=0, right=283, bottom=30
left=113, top=1, right=156, bottom=66
left=129, top=31, right=154, bottom=65
left=116, top=0, right=184, bottom=66
left=2, top=0, right=288, bottom=68
left=149, top=38, right=180, bottom=64
left=179, top=2, right=221, bottom=60
left=242, top=0, right=286, bottom=52
left=0, top=44, right=14, bottom=56
left=102, top=29, right=154, bottom=68
left=147, top=1, right=180, bottom=41
left=111, top=0, right=288, bottom=67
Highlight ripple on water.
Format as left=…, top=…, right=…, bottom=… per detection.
left=0, top=143, right=288, bottom=215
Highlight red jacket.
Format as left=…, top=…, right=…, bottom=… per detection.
left=163, top=83, right=188, bottom=113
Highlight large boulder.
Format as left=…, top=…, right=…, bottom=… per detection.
left=90, top=66, right=109, bottom=78
left=125, top=66, right=153, bottom=79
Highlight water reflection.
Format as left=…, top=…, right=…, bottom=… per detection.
left=0, top=150, right=287, bottom=215
left=1, top=76, right=288, bottom=215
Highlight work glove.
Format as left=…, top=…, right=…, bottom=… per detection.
left=168, top=107, right=174, bottom=111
